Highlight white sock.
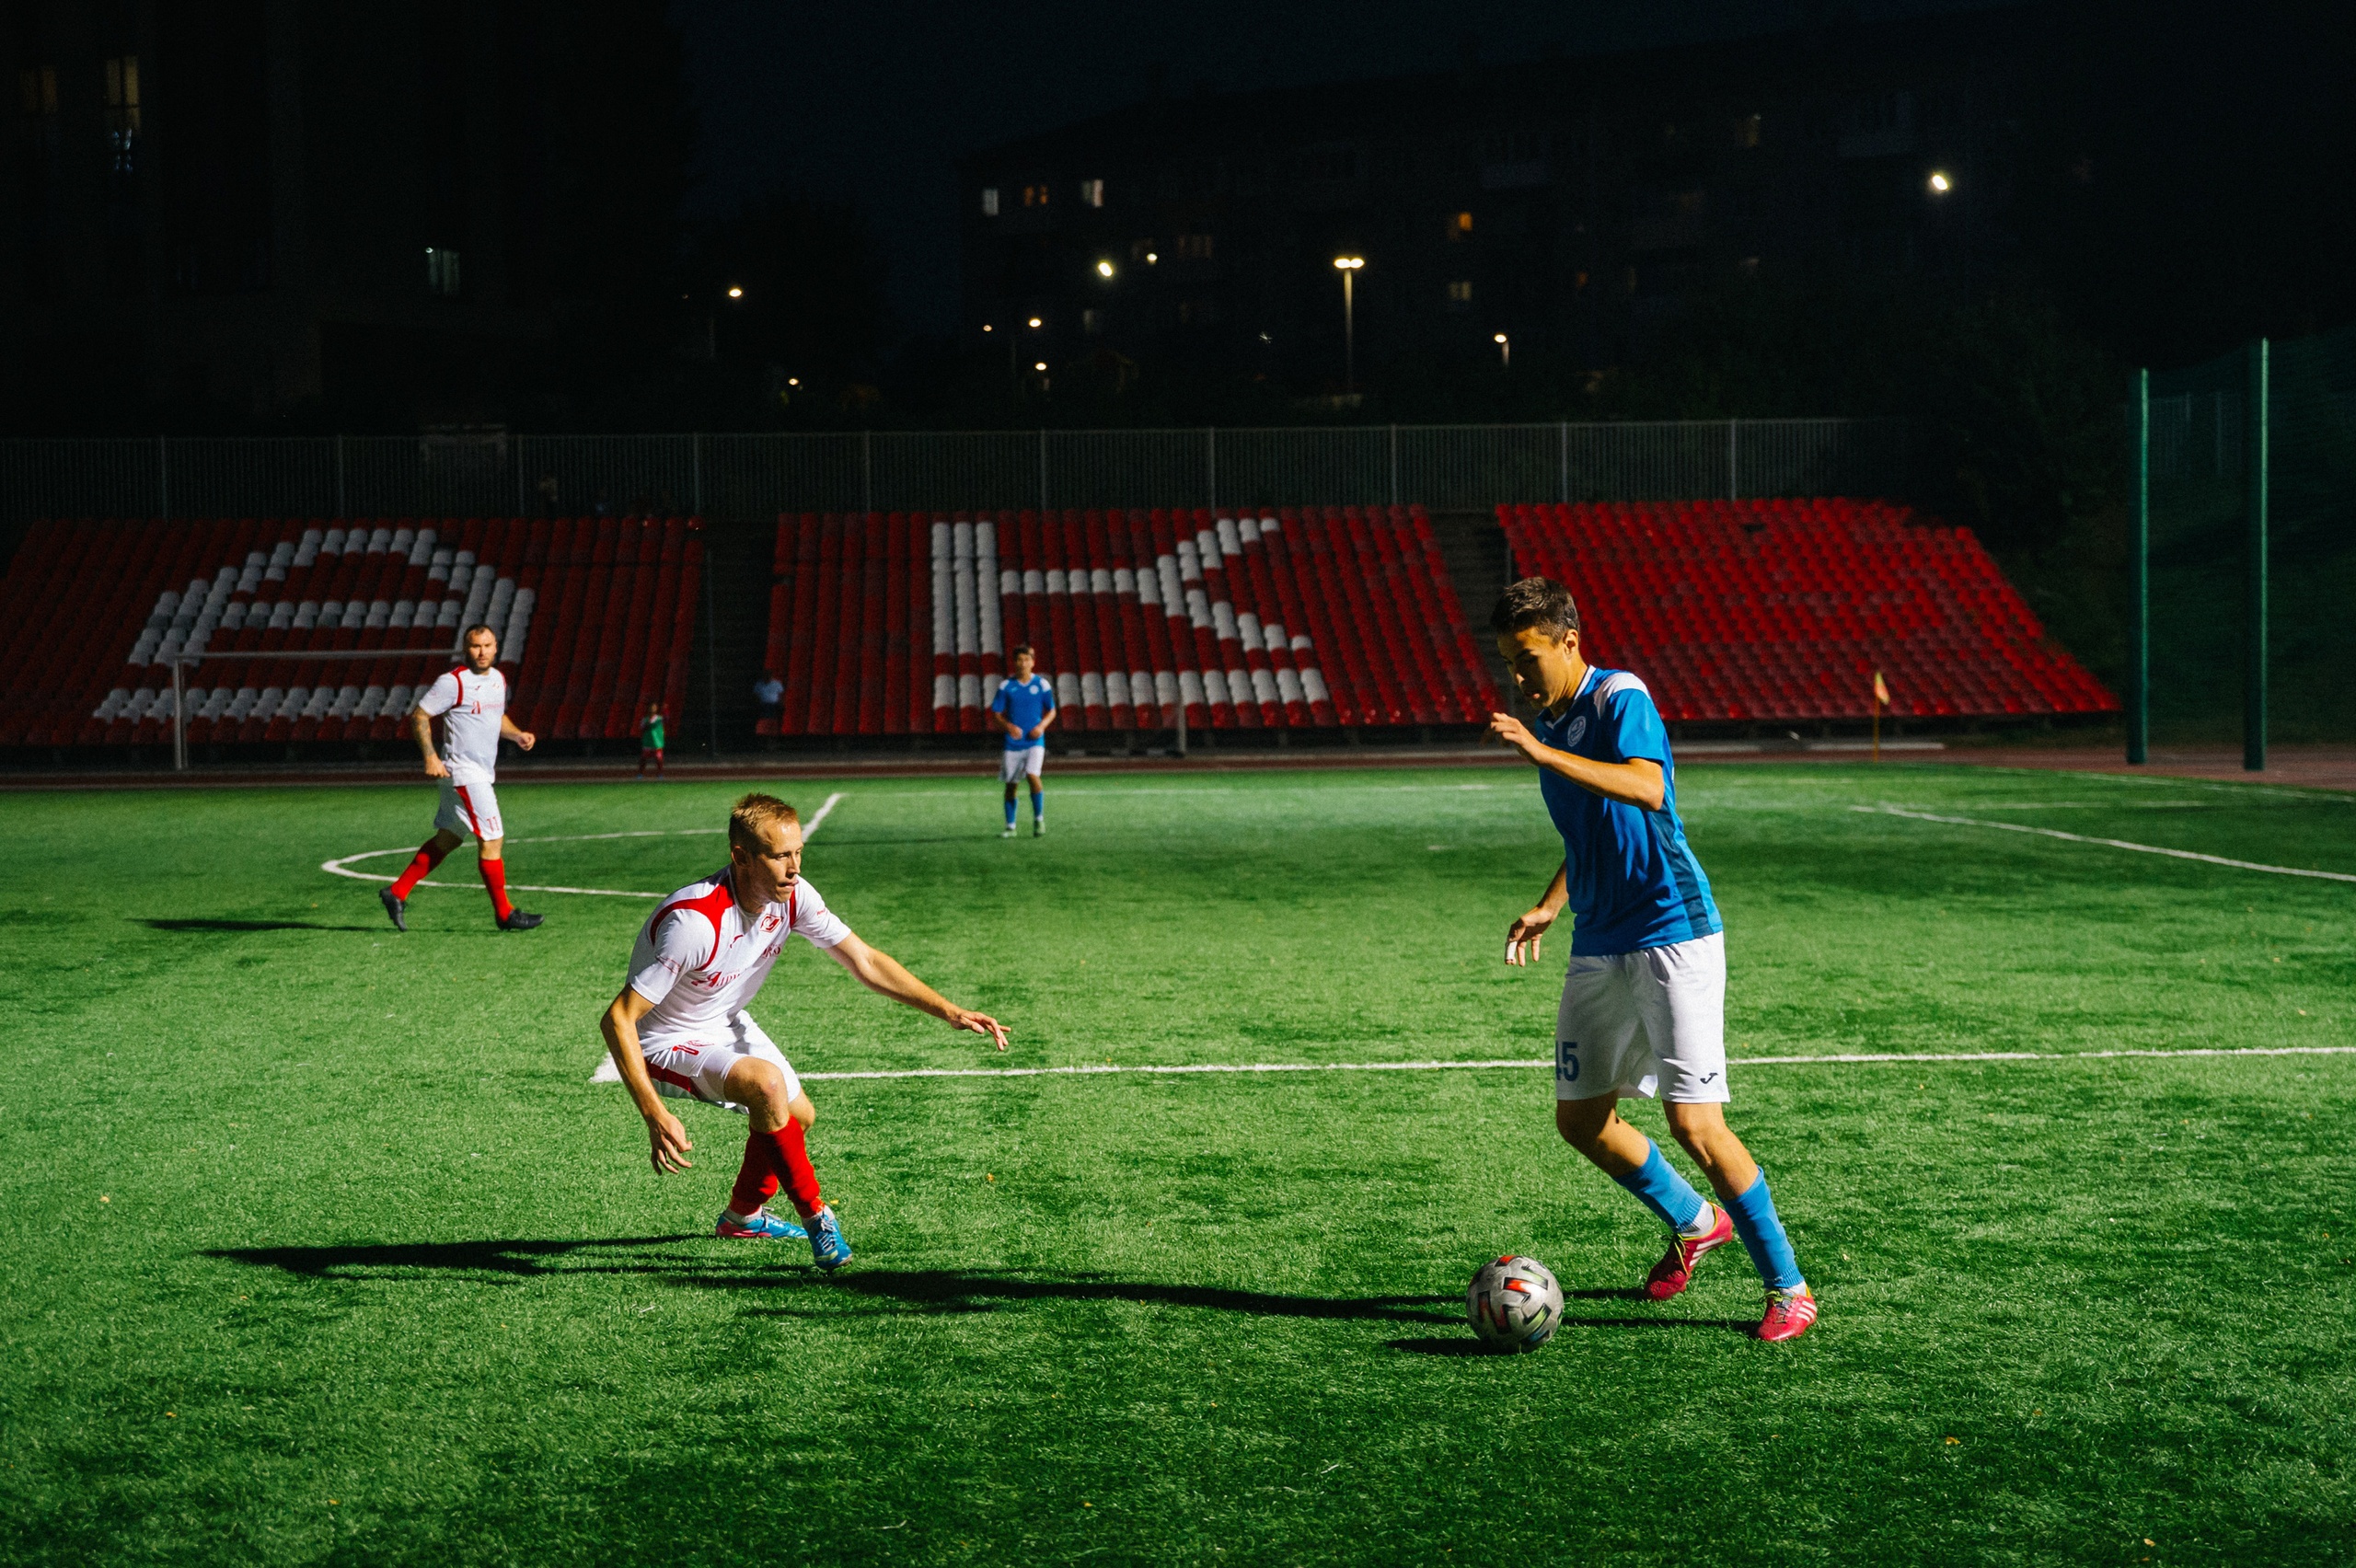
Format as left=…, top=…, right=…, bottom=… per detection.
left=1678, top=1202, right=1717, bottom=1239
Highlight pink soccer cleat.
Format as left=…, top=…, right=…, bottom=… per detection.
left=1646, top=1203, right=1735, bottom=1300
left=1757, top=1285, right=1818, bottom=1343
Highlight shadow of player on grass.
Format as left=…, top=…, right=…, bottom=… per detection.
left=141, top=917, right=385, bottom=933
left=207, top=1235, right=1458, bottom=1325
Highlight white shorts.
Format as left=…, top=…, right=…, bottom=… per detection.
left=640, top=1013, right=803, bottom=1116
left=434, top=778, right=502, bottom=841
left=1553, top=931, right=1729, bottom=1104
left=1000, top=744, right=1046, bottom=783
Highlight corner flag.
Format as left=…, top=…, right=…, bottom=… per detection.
left=1871, top=670, right=1889, bottom=761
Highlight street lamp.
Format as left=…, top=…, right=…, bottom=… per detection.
left=1494, top=332, right=1510, bottom=370
left=1927, top=170, right=1952, bottom=194
left=726, top=285, right=744, bottom=299
left=1095, top=259, right=1115, bottom=278
left=1333, top=256, right=1364, bottom=394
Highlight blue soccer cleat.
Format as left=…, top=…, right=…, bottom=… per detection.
left=714, top=1207, right=807, bottom=1241
left=807, top=1205, right=852, bottom=1271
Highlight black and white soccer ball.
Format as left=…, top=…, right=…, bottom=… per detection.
left=1465, top=1254, right=1564, bottom=1353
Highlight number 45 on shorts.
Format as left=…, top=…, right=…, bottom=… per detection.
left=1554, top=1038, right=1580, bottom=1084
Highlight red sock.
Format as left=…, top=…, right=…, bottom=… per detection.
left=758, top=1122, right=823, bottom=1218
left=389, top=840, right=447, bottom=899
left=479, top=858, right=514, bottom=920
left=728, top=1133, right=780, bottom=1216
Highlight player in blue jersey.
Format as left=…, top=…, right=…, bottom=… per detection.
left=1485, top=577, right=1815, bottom=1342
left=991, top=644, right=1058, bottom=838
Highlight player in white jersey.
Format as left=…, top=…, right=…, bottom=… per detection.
left=379, top=624, right=544, bottom=932
left=598, top=792, right=1009, bottom=1270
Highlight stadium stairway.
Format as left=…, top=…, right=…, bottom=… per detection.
left=0, top=515, right=703, bottom=750
left=756, top=506, right=1503, bottom=738
left=1500, top=498, right=2118, bottom=721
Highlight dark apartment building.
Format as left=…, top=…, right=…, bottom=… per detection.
left=960, top=7, right=2047, bottom=394
left=2, top=0, right=683, bottom=431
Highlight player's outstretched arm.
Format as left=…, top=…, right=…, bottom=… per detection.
left=1486, top=712, right=1665, bottom=811
left=823, top=933, right=1009, bottom=1051
left=1507, top=861, right=1570, bottom=966
left=600, top=986, right=694, bottom=1172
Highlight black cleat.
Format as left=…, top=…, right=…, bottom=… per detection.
left=497, top=908, right=545, bottom=931
left=379, top=887, right=408, bottom=932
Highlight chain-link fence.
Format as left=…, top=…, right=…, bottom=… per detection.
left=2135, top=323, right=2356, bottom=755
left=0, top=419, right=1908, bottom=526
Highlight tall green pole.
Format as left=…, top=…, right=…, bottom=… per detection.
left=2244, top=338, right=2269, bottom=773
left=2129, top=368, right=2150, bottom=765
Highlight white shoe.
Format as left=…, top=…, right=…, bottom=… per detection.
left=1000, top=824, right=1016, bottom=838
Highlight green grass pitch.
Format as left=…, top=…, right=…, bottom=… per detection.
left=1, top=762, right=2350, bottom=1566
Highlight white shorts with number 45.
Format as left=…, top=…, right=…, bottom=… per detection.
left=1553, top=931, right=1728, bottom=1104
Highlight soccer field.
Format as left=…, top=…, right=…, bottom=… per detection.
left=2, top=762, right=2350, bottom=1566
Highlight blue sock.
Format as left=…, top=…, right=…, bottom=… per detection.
left=1611, top=1142, right=1707, bottom=1233
left=1003, top=798, right=1016, bottom=827
left=1031, top=790, right=1044, bottom=822
left=1724, top=1170, right=1805, bottom=1290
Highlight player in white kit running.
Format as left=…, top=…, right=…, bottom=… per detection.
left=379, top=624, right=543, bottom=932
left=598, top=792, right=1009, bottom=1270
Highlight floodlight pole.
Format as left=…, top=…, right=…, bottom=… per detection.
left=2128, top=367, right=2149, bottom=766
left=171, top=657, right=187, bottom=772
left=2244, top=338, right=2268, bottom=774
left=1342, top=268, right=1356, bottom=394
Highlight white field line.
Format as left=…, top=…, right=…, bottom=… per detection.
left=1857, top=803, right=2356, bottom=882
left=586, top=1043, right=2354, bottom=1086
left=322, top=790, right=844, bottom=897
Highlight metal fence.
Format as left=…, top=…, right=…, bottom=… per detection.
left=2130, top=323, right=2356, bottom=755
left=0, top=418, right=1907, bottom=525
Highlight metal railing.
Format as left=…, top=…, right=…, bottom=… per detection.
left=1, top=419, right=1907, bottom=524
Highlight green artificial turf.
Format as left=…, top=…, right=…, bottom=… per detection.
left=0, top=762, right=2350, bottom=1566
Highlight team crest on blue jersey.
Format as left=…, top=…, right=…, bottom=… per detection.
left=1565, top=716, right=1588, bottom=747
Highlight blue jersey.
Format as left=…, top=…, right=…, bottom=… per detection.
left=990, top=675, right=1057, bottom=750
left=1531, top=666, right=1721, bottom=956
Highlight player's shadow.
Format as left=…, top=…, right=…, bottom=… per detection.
left=140, top=917, right=381, bottom=933
left=734, top=1268, right=1458, bottom=1326
left=204, top=1236, right=1458, bottom=1326
left=208, top=1236, right=705, bottom=1279
left=1386, top=1311, right=1751, bottom=1353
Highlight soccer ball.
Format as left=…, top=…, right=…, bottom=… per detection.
left=1465, top=1254, right=1564, bottom=1353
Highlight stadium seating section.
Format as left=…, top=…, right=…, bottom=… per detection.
left=757, top=506, right=1500, bottom=735
left=0, top=515, right=701, bottom=747
left=1500, top=498, right=2119, bottom=721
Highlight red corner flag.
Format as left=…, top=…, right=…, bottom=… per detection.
left=1872, top=670, right=1890, bottom=708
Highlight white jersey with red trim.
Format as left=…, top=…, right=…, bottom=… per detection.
left=626, top=868, right=853, bottom=1042
left=416, top=664, right=509, bottom=786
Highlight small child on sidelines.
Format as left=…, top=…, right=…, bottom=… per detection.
left=638, top=700, right=666, bottom=779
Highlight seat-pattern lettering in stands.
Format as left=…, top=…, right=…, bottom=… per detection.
left=755, top=506, right=1500, bottom=736
left=0, top=515, right=703, bottom=747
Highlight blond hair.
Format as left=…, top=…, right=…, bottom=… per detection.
left=728, top=791, right=801, bottom=851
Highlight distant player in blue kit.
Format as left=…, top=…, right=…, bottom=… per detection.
left=991, top=644, right=1057, bottom=838
left=1485, top=577, right=1815, bottom=1342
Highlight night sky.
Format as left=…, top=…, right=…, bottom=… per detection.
left=674, top=0, right=2004, bottom=343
